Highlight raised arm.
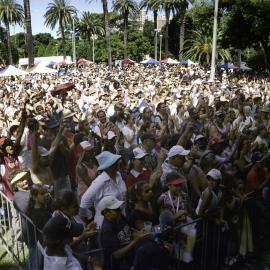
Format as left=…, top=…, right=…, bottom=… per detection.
left=48, top=125, right=66, bottom=163
left=31, top=131, right=40, bottom=173
left=14, top=102, right=28, bottom=147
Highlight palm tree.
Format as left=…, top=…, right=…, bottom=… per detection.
left=140, top=0, right=160, bottom=58
left=101, top=0, right=112, bottom=67
left=0, top=0, right=23, bottom=64
left=44, top=0, right=77, bottom=59
left=113, top=0, right=138, bottom=59
left=79, top=12, right=104, bottom=60
left=154, top=0, right=178, bottom=58
left=184, top=29, right=231, bottom=65
left=23, top=0, right=34, bottom=67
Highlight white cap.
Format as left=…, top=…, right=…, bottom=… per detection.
left=38, top=146, right=50, bottom=157
left=80, top=141, right=93, bottom=151
left=98, top=196, right=124, bottom=212
left=107, top=131, right=117, bottom=140
left=168, top=145, right=190, bottom=158
left=207, top=168, right=222, bottom=180
left=194, top=134, right=205, bottom=142
left=132, top=147, right=148, bottom=159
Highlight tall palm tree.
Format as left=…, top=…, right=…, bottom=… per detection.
left=184, top=29, right=231, bottom=65
left=0, top=0, right=23, bottom=64
left=101, top=0, right=112, bottom=67
left=23, top=0, right=34, bottom=67
left=79, top=12, right=104, bottom=60
left=176, top=0, right=189, bottom=60
left=44, top=0, right=76, bottom=59
left=140, top=0, right=160, bottom=59
left=153, top=0, right=177, bottom=58
left=113, top=0, right=138, bottom=59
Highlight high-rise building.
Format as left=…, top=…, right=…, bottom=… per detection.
left=138, top=10, right=172, bottom=31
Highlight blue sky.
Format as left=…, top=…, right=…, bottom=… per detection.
left=14, top=0, right=114, bottom=37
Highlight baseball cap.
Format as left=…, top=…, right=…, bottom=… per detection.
left=168, top=145, right=190, bottom=158
left=107, top=131, right=117, bottom=140
left=130, top=147, right=148, bottom=160
left=207, top=169, right=222, bottom=180
left=79, top=141, right=94, bottom=151
left=215, top=111, right=225, bottom=117
left=38, top=146, right=50, bottom=157
left=194, top=134, right=206, bottom=142
left=165, top=172, right=187, bottom=186
left=98, top=196, right=124, bottom=212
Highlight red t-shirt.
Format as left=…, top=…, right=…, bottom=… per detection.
left=245, top=166, right=266, bottom=193
left=126, top=169, right=151, bottom=189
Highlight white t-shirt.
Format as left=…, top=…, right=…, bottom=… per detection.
left=38, top=243, right=83, bottom=270
left=122, top=126, right=137, bottom=149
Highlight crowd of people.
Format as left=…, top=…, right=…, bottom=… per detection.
left=0, top=63, right=270, bottom=270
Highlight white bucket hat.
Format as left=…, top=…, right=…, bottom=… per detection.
left=96, top=151, right=121, bottom=171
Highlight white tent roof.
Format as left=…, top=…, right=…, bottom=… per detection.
left=240, top=64, right=252, bottom=71
left=0, top=65, right=28, bottom=77
left=167, top=58, right=179, bottom=64
left=29, top=63, right=57, bottom=74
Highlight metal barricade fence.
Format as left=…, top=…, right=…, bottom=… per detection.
left=1, top=188, right=268, bottom=270
left=0, top=190, right=42, bottom=270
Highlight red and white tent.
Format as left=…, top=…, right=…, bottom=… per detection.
left=122, top=58, right=135, bottom=65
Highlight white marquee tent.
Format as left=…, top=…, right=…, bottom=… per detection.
left=29, top=63, right=57, bottom=74
left=0, top=65, right=28, bottom=77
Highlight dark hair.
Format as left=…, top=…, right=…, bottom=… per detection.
left=128, top=181, right=147, bottom=207
left=55, top=190, right=77, bottom=211
left=26, top=184, right=43, bottom=217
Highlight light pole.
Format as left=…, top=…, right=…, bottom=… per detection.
left=154, top=29, right=158, bottom=60
left=210, top=0, right=219, bottom=82
left=72, top=17, right=76, bottom=67
left=159, top=34, right=163, bottom=61
left=91, top=34, right=97, bottom=63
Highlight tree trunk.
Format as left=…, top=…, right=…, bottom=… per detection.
left=178, top=4, right=187, bottom=61
left=87, top=36, right=91, bottom=61
left=154, top=9, right=158, bottom=60
left=261, top=40, right=270, bottom=69
left=60, top=21, right=66, bottom=59
left=102, top=0, right=112, bottom=68
left=165, top=8, right=170, bottom=58
left=123, top=11, right=128, bottom=59
left=5, top=23, right=12, bottom=65
left=237, top=49, right=241, bottom=68
left=24, top=0, right=34, bottom=67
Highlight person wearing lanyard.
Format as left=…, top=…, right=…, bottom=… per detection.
left=158, top=172, right=189, bottom=220
left=158, top=172, right=196, bottom=264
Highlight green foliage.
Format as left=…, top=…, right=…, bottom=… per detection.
left=0, top=41, right=18, bottom=63
left=222, top=0, right=270, bottom=67
left=35, top=33, right=53, bottom=46
left=184, top=29, right=231, bottom=65
left=143, top=20, right=155, bottom=41
left=127, top=31, right=152, bottom=61
left=0, top=0, right=24, bottom=26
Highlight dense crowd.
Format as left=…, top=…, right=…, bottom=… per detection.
left=0, top=63, right=270, bottom=270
